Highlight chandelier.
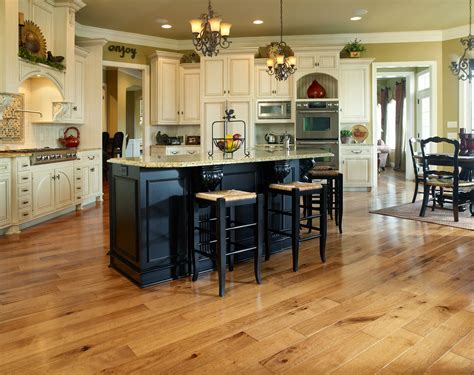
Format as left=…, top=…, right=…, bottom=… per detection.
left=190, top=1, right=231, bottom=57
left=266, top=0, right=296, bottom=81
left=450, top=0, right=474, bottom=82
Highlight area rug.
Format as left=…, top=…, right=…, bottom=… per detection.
left=370, top=201, right=473, bottom=230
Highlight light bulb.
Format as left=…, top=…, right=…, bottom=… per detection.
left=190, top=19, right=202, bottom=34
left=209, top=18, right=222, bottom=32
left=288, top=56, right=296, bottom=66
left=220, top=22, right=232, bottom=37
left=276, top=55, right=285, bottom=65
left=267, top=58, right=274, bottom=68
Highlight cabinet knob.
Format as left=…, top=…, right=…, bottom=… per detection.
left=91, top=168, right=95, bottom=172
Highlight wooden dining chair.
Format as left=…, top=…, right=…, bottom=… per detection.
left=408, top=138, right=425, bottom=203
left=419, top=137, right=474, bottom=222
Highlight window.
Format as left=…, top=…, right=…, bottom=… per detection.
left=386, top=99, right=396, bottom=149
left=459, top=81, right=473, bottom=132
left=417, top=72, right=430, bottom=91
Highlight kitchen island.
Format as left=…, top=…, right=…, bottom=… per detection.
left=108, top=148, right=333, bottom=287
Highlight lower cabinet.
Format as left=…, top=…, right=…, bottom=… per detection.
left=340, top=145, right=374, bottom=189
left=0, top=174, right=11, bottom=227
left=74, top=162, right=100, bottom=201
left=32, top=164, right=74, bottom=218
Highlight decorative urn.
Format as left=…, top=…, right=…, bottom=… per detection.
left=307, top=80, right=326, bottom=98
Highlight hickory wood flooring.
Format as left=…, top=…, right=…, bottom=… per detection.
left=0, top=169, right=473, bottom=374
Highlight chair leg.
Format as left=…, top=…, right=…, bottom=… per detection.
left=291, top=189, right=301, bottom=272
left=412, top=180, right=419, bottom=203
left=228, top=207, right=235, bottom=272
left=320, top=185, right=328, bottom=263
left=453, top=188, right=459, bottom=222
left=254, top=194, right=264, bottom=284
left=191, top=201, right=200, bottom=282
left=431, top=186, right=436, bottom=211
left=337, top=175, right=343, bottom=234
left=264, top=191, right=272, bottom=261
left=216, top=199, right=227, bottom=297
left=305, top=195, right=313, bottom=233
left=419, top=185, right=431, bottom=217
left=328, top=179, right=333, bottom=221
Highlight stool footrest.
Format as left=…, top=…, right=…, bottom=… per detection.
left=300, top=223, right=322, bottom=231
left=227, top=222, right=256, bottom=231
left=198, top=216, right=230, bottom=224
left=267, top=208, right=293, bottom=216
left=300, top=234, right=322, bottom=242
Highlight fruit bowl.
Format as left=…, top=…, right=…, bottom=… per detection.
left=213, top=137, right=244, bottom=154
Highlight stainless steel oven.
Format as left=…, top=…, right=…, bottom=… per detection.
left=257, top=101, right=291, bottom=121
left=296, top=140, right=339, bottom=169
left=296, top=100, right=339, bottom=140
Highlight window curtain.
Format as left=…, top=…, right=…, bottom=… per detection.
left=394, top=80, right=406, bottom=171
left=379, top=87, right=389, bottom=142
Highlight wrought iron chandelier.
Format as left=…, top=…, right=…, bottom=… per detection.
left=189, top=0, right=232, bottom=57
left=266, top=0, right=296, bottom=81
left=450, top=0, right=474, bottom=82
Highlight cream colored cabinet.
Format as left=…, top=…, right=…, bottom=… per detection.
left=32, top=163, right=74, bottom=217
left=150, top=145, right=201, bottom=156
left=70, top=47, right=88, bottom=123
left=256, top=66, right=292, bottom=98
left=74, top=150, right=102, bottom=203
left=0, top=160, right=12, bottom=228
left=297, top=51, right=339, bottom=70
left=340, top=145, right=374, bottom=189
left=339, top=59, right=373, bottom=123
left=179, top=65, right=201, bottom=124
left=202, top=55, right=254, bottom=98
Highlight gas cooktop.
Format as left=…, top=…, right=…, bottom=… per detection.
left=0, top=147, right=77, bottom=165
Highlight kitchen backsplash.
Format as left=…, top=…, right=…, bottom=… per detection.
left=255, top=123, right=294, bottom=144
left=0, top=119, right=64, bottom=150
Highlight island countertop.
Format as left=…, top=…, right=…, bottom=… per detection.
left=108, top=147, right=334, bottom=168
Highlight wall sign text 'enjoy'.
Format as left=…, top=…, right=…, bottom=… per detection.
left=108, top=45, right=137, bottom=59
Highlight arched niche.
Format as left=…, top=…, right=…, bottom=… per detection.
left=296, top=72, right=338, bottom=100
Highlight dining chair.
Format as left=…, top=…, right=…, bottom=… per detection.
left=408, top=138, right=425, bottom=203
left=419, top=137, right=474, bottom=222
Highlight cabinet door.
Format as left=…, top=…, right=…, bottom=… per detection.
left=180, top=68, right=201, bottom=124
left=275, top=75, right=292, bottom=97
left=316, top=53, right=337, bottom=69
left=55, top=166, right=74, bottom=209
left=159, top=59, right=179, bottom=123
left=342, top=157, right=372, bottom=187
left=88, top=164, right=100, bottom=196
left=340, top=66, right=369, bottom=122
left=203, top=101, right=226, bottom=154
left=202, top=58, right=226, bottom=97
left=298, top=55, right=316, bottom=69
left=0, top=176, right=11, bottom=226
left=228, top=57, right=252, bottom=97
left=32, top=169, right=55, bottom=217
left=256, top=67, right=273, bottom=97
left=71, top=54, right=85, bottom=122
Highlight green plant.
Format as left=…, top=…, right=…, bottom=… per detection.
left=18, top=47, right=65, bottom=71
left=344, top=38, right=366, bottom=53
left=340, top=130, right=353, bottom=137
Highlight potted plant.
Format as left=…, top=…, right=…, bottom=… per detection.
left=344, top=38, right=366, bottom=58
left=340, top=130, right=352, bottom=144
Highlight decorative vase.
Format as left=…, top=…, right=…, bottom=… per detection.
left=350, top=51, right=361, bottom=58
left=341, top=136, right=351, bottom=144
left=307, top=80, right=326, bottom=99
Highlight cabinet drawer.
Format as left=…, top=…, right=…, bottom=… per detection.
left=18, top=195, right=32, bottom=209
left=76, top=151, right=101, bottom=162
left=18, top=184, right=31, bottom=197
left=17, top=157, right=31, bottom=171
left=0, top=160, right=11, bottom=175
left=341, top=147, right=373, bottom=156
left=166, top=148, right=184, bottom=156
left=184, top=147, right=200, bottom=155
left=18, top=208, right=32, bottom=222
left=18, top=171, right=31, bottom=184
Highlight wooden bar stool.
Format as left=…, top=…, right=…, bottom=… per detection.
left=307, top=168, right=343, bottom=234
left=265, top=181, right=328, bottom=272
left=190, top=190, right=264, bottom=297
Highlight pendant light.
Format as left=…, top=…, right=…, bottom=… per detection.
left=450, top=0, right=474, bottom=82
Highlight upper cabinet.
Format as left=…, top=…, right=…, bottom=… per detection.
left=339, top=59, right=373, bottom=123
left=150, top=52, right=200, bottom=125
left=255, top=64, right=292, bottom=99
left=69, top=47, right=88, bottom=124
left=296, top=50, right=339, bottom=71
left=201, top=54, right=254, bottom=98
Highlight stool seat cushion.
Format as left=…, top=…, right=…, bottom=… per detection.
left=269, top=181, right=323, bottom=192
left=313, top=166, right=335, bottom=171
left=196, top=189, right=257, bottom=202
left=308, top=169, right=341, bottom=178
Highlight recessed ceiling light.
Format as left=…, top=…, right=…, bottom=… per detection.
left=350, top=16, right=362, bottom=21
left=155, top=18, right=169, bottom=24
left=161, top=24, right=172, bottom=29
left=253, top=20, right=264, bottom=25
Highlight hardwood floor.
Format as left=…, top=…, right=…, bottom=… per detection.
left=0, top=170, right=472, bottom=374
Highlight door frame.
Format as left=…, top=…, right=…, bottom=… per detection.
left=372, top=61, right=438, bottom=186
left=102, top=60, right=150, bottom=156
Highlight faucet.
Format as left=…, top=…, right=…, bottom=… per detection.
left=13, top=109, right=43, bottom=118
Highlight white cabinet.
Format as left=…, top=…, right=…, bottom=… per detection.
left=150, top=145, right=201, bottom=156
left=256, top=66, right=292, bottom=98
left=32, top=163, right=74, bottom=217
left=297, top=51, right=339, bottom=70
left=69, top=47, right=88, bottom=123
left=179, top=65, right=201, bottom=124
left=340, top=145, right=374, bottom=189
left=202, top=55, right=254, bottom=98
left=74, top=150, right=102, bottom=203
left=339, top=59, right=373, bottom=123
left=0, top=160, right=11, bottom=228
left=150, top=53, right=201, bottom=125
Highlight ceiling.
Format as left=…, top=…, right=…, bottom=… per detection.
left=76, top=0, right=469, bottom=40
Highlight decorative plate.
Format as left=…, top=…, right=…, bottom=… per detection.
left=351, top=124, right=369, bottom=143
left=21, top=20, right=47, bottom=58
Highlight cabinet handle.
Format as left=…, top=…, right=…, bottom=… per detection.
left=351, top=150, right=362, bottom=154
left=77, top=177, right=82, bottom=180
left=73, top=106, right=78, bottom=111
left=170, top=151, right=178, bottom=155
left=21, top=176, right=29, bottom=180
left=23, top=212, right=29, bottom=217
left=22, top=164, right=29, bottom=168
left=91, top=168, right=95, bottom=172
left=181, top=111, right=184, bottom=115
left=21, top=188, right=28, bottom=192
left=22, top=200, right=29, bottom=205
left=187, top=151, right=196, bottom=155
left=57, top=174, right=60, bottom=180
left=88, top=156, right=95, bottom=160
left=77, top=187, right=81, bottom=190
left=52, top=176, right=56, bottom=180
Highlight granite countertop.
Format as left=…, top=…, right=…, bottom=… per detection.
left=0, top=152, right=33, bottom=158
left=108, top=147, right=334, bottom=168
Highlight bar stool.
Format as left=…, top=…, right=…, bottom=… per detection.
left=265, top=181, right=328, bottom=272
left=190, top=189, right=264, bottom=297
left=307, top=168, right=343, bottom=234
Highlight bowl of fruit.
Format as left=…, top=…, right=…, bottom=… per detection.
left=214, top=133, right=244, bottom=154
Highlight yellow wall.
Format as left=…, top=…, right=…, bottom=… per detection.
left=442, top=38, right=462, bottom=133
left=117, top=71, right=142, bottom=134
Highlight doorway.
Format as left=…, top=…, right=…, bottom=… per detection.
left=372, top=62, right=437, bottom=185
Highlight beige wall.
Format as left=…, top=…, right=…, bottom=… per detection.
left=117, top=71, right=141, bottom=135
left=442, top=38, right=462, bottom=133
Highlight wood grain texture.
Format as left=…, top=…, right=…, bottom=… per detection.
left=0, top=169, right=472, bottom=374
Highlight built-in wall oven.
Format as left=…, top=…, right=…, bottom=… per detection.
left=296, top=100, right=339, bottom=140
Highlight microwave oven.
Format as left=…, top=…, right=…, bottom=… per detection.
left=257, top=101, right=291, bottom=121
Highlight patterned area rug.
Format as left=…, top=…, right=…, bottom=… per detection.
left=371, top=201, right=473, bottom=231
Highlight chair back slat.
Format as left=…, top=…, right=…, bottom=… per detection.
left=419, top=137, right=460, bottom=186
left=408, top=138, right=423, bottom=177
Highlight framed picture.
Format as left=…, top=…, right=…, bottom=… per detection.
left=186, top=135, right=200, bottom=145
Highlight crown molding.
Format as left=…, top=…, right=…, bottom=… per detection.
left=75, top=22, right=472, bottom=52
